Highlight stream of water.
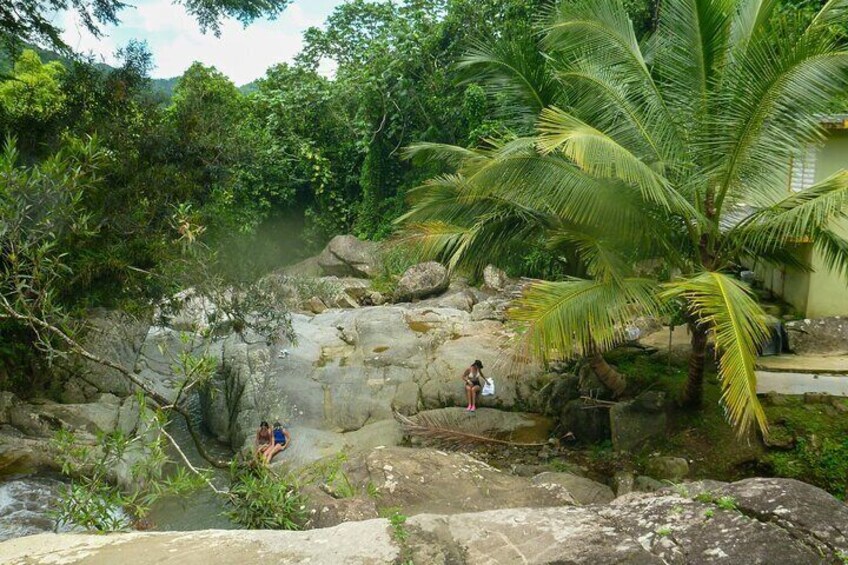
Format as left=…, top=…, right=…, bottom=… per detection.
left=0, top=394, right=237, bottom=539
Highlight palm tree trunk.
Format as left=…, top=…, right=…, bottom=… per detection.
left=588, top=352, right=627, bottom=398
left=682, top=322, right=708, bottom=407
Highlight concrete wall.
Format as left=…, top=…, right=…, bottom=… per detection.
left=752, top=130, right=848, bottom=317
left=753, top=246, right=810, bottom=316
left=805, top=131, right=848, bottom=317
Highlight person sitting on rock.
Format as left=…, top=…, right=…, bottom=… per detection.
left=462, top=360, right=489, bottom=412
left=255, top=421, right=272, bottom=460
left=263, top=421, right=291, bottom=463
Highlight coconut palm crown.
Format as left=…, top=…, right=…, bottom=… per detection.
left=398, top=0, right=848, bottom=435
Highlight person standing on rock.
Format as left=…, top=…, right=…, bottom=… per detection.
left=462, top=360, right=489, bottom=412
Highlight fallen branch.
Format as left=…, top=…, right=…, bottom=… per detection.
left=160, top=427, right=229, bottom=497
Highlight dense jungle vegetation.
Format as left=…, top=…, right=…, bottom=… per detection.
left=0, top=0, right=840, bottom=414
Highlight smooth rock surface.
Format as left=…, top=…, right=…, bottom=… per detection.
left=342, top=447, right=577, bottom=515
left=201, top=306, right=544, bottom=456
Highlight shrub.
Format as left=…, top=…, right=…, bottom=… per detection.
left=226, top=462, right=307, bottom=530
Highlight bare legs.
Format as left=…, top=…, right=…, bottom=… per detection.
left=263, top=443, right=284, bottom=464
left=465, top=384, right=481, bottom=411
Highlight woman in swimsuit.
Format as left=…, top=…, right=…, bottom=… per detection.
left=462, top=360, right=488, bottom=412
left=263, top=421, right=291, bottom=464
left=255, top=421, right=272, bottom=461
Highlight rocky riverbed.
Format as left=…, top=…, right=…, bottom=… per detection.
left=2, top=477, right=847, bottom=564
left=2, top=235, right=848, bottom=560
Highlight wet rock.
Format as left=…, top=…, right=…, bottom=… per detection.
left=316, top=235, right=381, bottom=279
left=645, top=456, right=689, bottom=481
left=531, top=472, right=615, bottom=505
left=394, top=262, right=449, bottom=301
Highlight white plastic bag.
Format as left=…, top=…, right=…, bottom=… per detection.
left=481, top=378, right=495, bottom=396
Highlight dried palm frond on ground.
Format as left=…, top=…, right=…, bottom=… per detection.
left=394, top=410, right=548, bottom=449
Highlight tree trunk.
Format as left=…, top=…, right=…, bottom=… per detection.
left=588, top=352, right=627, bottom=398
left=682, top=322, right=709, bottom=407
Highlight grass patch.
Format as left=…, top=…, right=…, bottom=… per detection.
left=608, top=349, right=848, bottom=500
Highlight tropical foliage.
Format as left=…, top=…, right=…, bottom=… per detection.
left=399, top=0, right=848, bottom=435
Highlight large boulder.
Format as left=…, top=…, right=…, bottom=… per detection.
left=0, top=428, right=58, bottom=476
left=554, top=399, right=611, bottom=443
left=317, top=235, right=381, bottom=279
left=4, top=478, right=846, bottom=564
left=394, top=262, right=449, bottom=301
left=785, top=317, right=848, bottom=355
left=341, top=447, right=577, bottom=515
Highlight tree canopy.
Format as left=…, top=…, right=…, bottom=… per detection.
left=399, top=0, right=848, bottom=435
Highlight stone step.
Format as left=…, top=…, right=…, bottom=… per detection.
left=756, top=355, right=848, bottom=374
left=756, top=355, right=848, bottom=395
left=756, top=370, right=848, bottom=396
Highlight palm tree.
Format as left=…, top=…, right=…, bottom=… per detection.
left=399, top=0, right=848, bottom=435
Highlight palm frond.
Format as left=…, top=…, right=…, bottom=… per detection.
left=662, top=272, right=770, bottom=435
left=544, top=0, right=680, bottom=143
left=725, top=171, right=848, bottom=254
left=403, top=142, right=489, bottom=171
left=813, top=227, right=848, bottom=279
left=459, top=34, right=559, bottom=127
left=713, top=24, right=848, bottom=212
left=652, top=0, right=734, bottom=123
left=537, top=106, right=695, bottom=218
left=393, top=411, right=547, bottom=449
left=509, top=277, right=664, bottom=361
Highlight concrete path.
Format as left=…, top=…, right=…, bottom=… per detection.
left=756, top=354, right=848, bottom=396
